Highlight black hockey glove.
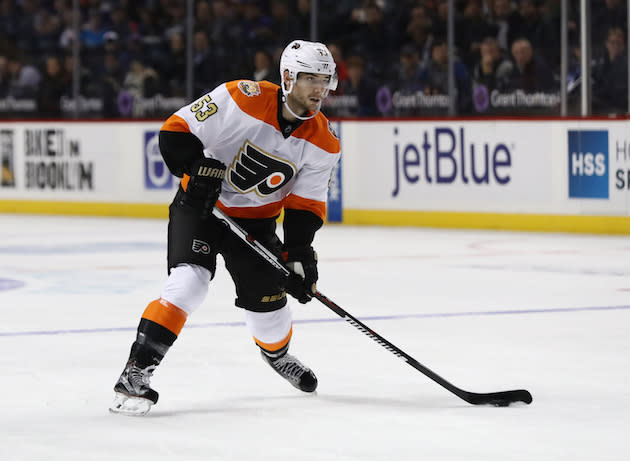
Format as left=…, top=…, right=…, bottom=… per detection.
left=282, top=245, right=318, bottom=304
left=181, top=157, right=226, bottom=218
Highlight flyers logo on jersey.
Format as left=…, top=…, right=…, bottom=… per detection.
left=228, top=141, right=296, bottom=196
left=238, top=80, right=261, bottom=97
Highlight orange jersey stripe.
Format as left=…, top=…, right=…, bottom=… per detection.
left=142, top=298, right=188, bottom=336
left=225, top=80, right=340, bottom=154
left=161, top=114, right=191, bottom=133
left=283, top=194, right=326, bottom=220
left=253, top=325, right=293, bottom=352
left=225, top=80, right=281, bottom=131
left=216, top=199, right=284, bottom=219
left=292, top=113, right=340, bottom=154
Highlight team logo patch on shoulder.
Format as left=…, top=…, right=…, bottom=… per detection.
left=238, top=80, right=261, bottom=97
left=328, top=121, right=339, bottom=139
left=228, top=140, right=296, bottom=196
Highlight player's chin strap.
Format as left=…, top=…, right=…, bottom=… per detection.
left=282, top=94, right=321, bottom=121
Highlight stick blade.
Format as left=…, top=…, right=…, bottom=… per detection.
left=464, top=389, right=533, bottom=406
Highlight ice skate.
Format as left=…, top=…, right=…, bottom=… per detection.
left=261, top=350, right=318, bottom=392
left=109, top=360, right=159, bottom=416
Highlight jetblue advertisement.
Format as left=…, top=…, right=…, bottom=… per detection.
left=342, top=121, right=553, bottom=213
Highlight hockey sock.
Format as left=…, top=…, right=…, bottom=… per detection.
left=127, top=299, right=187, bottom=367
left=141, top=298, right=188, bottom=336
left=244, top=306, right=293, bottom=360
left=256, top=327, right=292, bottom=360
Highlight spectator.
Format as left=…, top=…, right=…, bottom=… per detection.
left=37, top=55, right=65, bottom=116
left=80, top=9, right=107, bottom=49
left=489, top=0, right=520, bottom=52
left=592, top=0, right=627, bottom=52
left=0, top=0, right=623, bottom=118
left=472, top=36, right=513, bottom=91
left=163, top=4, right=186, bottom=39
left=511, top=0, right=545, bottom=50
left=33, top=7, right=62, bottom=53
left=420, top=38, right=473, bottom=113
left=13, top=0, right=38, bottom=55
left=337, top=54, right=378, bottom=116
left=403, top=9, right=434, bottom=71
left=269, top=0, right=300, bottom=49
left=240, top=1, right=273, bottom=50
left=396, top=43, right=424, bottom=94
left=327, top=43, right=349, bottom=85
left=123, top=58, right=159, bottom=104
left=431, top=0, right=449, bottom=39
left=252, top=49, right=278, bottom=85
left=0, top=0, right=19, bottom=43
left=6, top=53, right=41, bottom=98
left=126, top=33, right=146, bottom=64
left=192, top=29, right=219, bottom=95
left=195, top=1, right=213, bottom=31
left=535, top=0, right=567, bottom=70
left=354, top=2, right=394, bottom=81
left=160, top=32, right=186, bottom=97
left=61, top=53, right=99, bottom=98
left=208, top=0, right=244, bottom=77
left=58, top=7, right=76, bottom=50
left=507, top=37, right=555, bottom=92
left=592, top=27, right=628, bottom=114
left=456, top=0, right=497, bottom=68
left=293, top=0, right=313, bottom=40
left=108, top=6, right=136, bottom=43
left=0, top=55, right=9, bottom=97
left=136, top=7, right=159, bottom=37
left=100, top=52, right=125, bottom=117
left=104, top=31, right=131, bottom=73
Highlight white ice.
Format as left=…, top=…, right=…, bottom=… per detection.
left=0, top=214, right=629, bottom=461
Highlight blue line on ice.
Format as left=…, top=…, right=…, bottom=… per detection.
left=1, top=304, right=629, bottom=338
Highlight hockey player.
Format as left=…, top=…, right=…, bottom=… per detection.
left=110, top=40, right=340, bottom=416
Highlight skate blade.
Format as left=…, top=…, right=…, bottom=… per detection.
left=109, top=392, right=153, bottom=416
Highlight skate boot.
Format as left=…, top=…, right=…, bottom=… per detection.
left=261, top=350, right=318, bottom=392
left=109, top=360, right=159, bottom=416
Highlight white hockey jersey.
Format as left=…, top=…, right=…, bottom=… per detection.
left=161, top=80, right=341, bottom=220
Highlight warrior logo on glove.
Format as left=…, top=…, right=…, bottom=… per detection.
left=228, top=140, right=296, bottom=196
left=195, top=164, right=226, bottom=179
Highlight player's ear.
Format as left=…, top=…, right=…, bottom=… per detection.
left=282, top=70, right=291, bottom=89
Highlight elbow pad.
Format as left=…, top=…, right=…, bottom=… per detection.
left=159, top=130, right=205, bottom=178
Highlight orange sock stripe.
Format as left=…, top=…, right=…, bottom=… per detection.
left=141, top=299, right=188, bottom=336
left=254, top=325, right=293, bottom=352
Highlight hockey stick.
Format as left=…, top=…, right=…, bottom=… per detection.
left=212, top=207, right=533, bottom=406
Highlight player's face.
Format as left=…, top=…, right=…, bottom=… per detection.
left=288, top=73, right=331, bottom=115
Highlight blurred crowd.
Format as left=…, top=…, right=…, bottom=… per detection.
left=0, top=0, right=627, bottom=118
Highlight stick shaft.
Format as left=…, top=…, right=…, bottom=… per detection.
left=212, top=207, right=532, bottom=405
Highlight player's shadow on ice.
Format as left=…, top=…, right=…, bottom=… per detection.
left=148, top=393, right=459, bottom=417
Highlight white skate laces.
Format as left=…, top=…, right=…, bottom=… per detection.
left=109, top=362, right=158, bottom=416
left=262, top=351, right=318, bottom=393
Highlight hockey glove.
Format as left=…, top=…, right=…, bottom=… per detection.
left=181, top=157, right=226, bottom=218
left=282, top=245, right=318, bottom=304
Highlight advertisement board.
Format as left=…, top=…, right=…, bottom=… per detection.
left=559, top=122, right=630, bottom=215
left=342, top=120, right=554, bottom=213
left=0, top=122, right=176, bottom=207
left=0, top=120, right=628, bottom=233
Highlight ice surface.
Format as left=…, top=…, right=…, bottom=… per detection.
left=0, top=214, right=629, bottom=461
